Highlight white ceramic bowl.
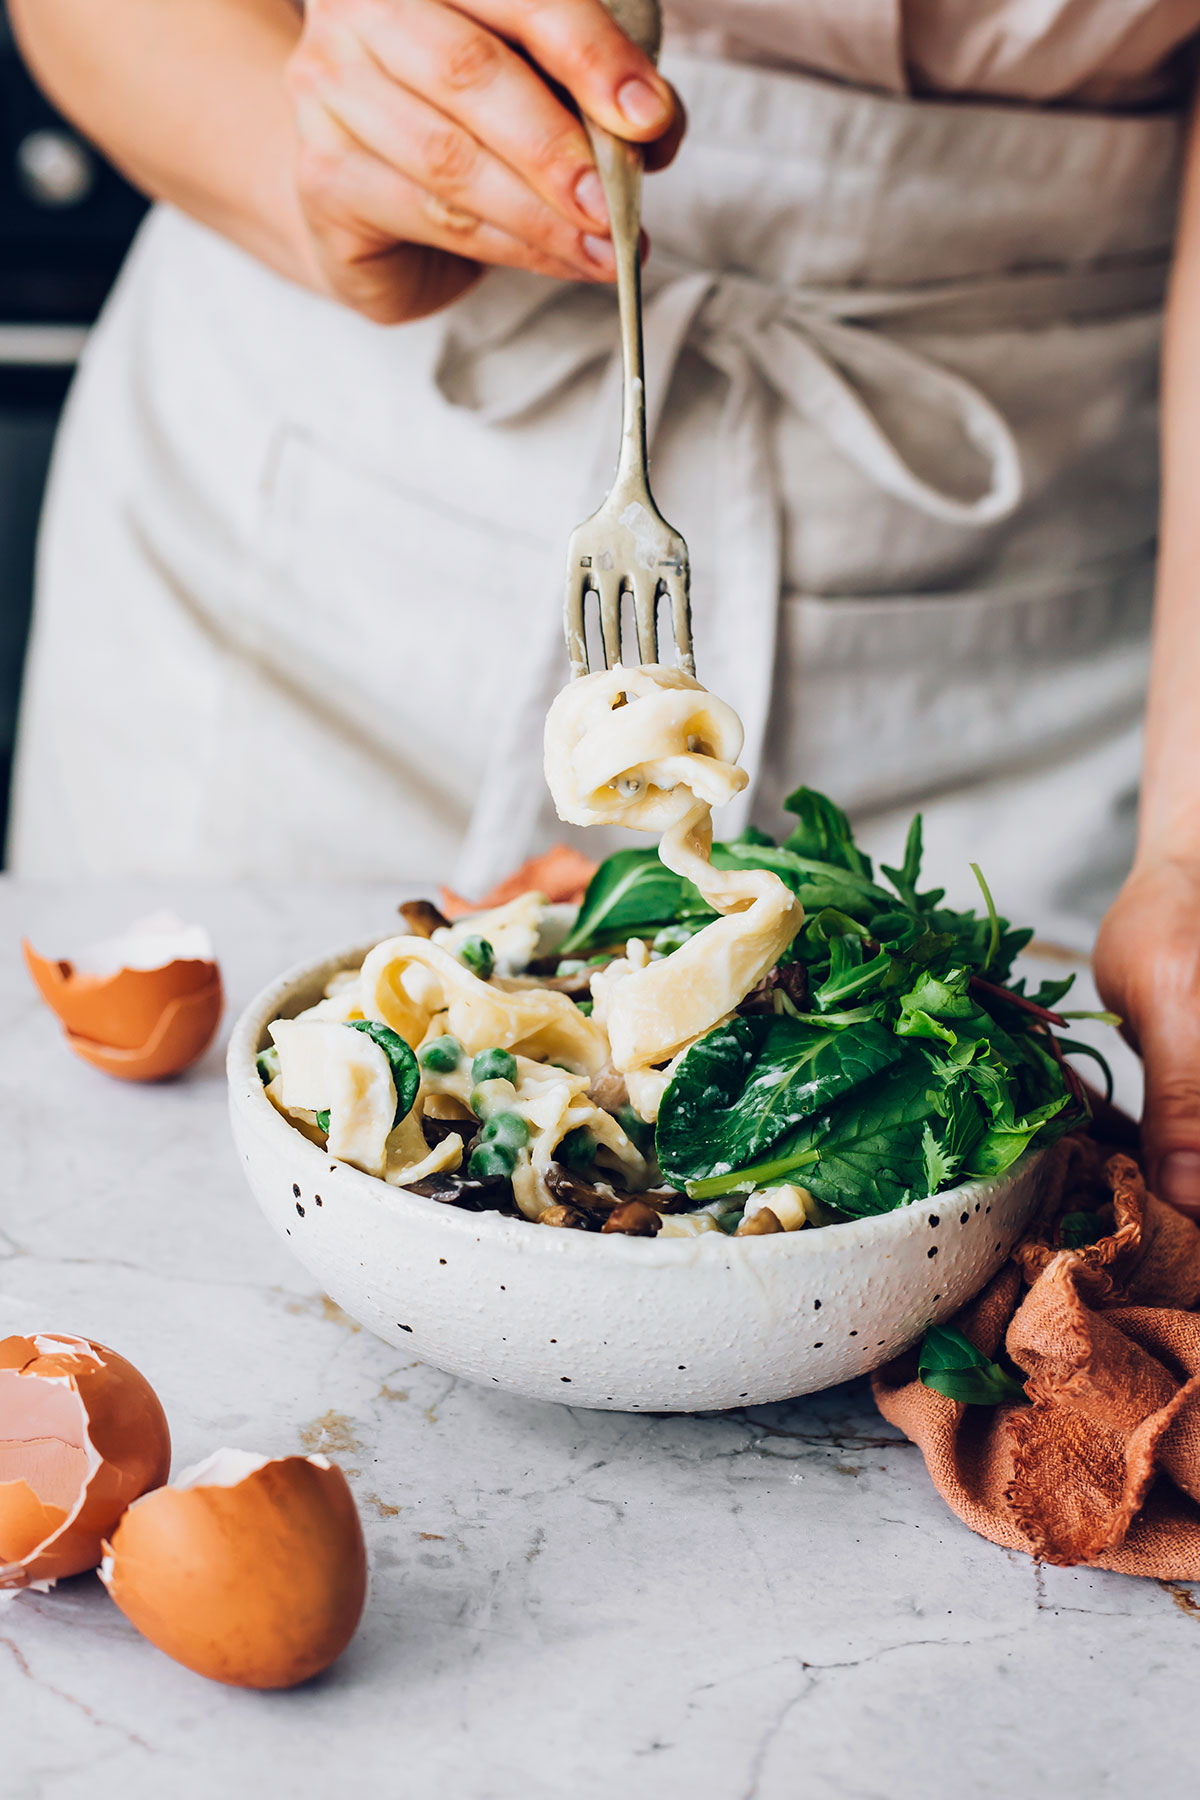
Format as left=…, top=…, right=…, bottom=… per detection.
left=228, top=941, right=1049, bottom=1413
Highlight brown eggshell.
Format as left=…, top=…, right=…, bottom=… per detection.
left=64, top=977, right=224, bottom=1082
left=24, top=943, right=222, bottom=1081
left=102, top=1454, right=367, bottom=1689
left=0, top=1334, right=171, bottom=1588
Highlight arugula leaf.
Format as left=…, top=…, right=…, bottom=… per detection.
left=782, top=787, right=874, bottom=880
left=712, top=841, right=891, bottom=915
left=812, top=935, right=897, bottom=1011
left=881, top=812, right=925, bottom=910
left=559, top=849, right=712, bottom=953
left=657, top=1016, right=900, bottom=1188
left=895, top=968, right=980, bottom=1045
left=970, top=862, right=1001, bottom=972
left=1053, top=1036, right=1116, bottom=1104
left=918, top=1325, right=1028, bottom=1405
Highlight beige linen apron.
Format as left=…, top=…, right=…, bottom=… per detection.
left=9, top=55, right=1182, bottom=948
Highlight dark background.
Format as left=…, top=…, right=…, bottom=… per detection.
left=0, top=4, right=146, bottom=857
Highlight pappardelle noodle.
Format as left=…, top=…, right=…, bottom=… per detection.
left=259, top=665, right=1102, bottom=1238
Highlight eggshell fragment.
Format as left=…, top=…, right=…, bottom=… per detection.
left=101, top=1450, right=367, bottom=1689
left=24, top=911, right=222, bottom=1082
left=0, top=1334, right=171, bottom=1589
left=440, top=843, right=597, bottom=919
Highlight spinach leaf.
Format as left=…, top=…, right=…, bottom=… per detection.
left=657, top=1015, right=900, bottom=1188
left=782, top=786, right=875, bottom=880
left=348, top=1019, right=420, bottom=1123
left=559, top=848, right=712, bottom=953
left=732, top=1048, right=945, bottom=1217
left=918, top=1324, right=1028, bottom=1406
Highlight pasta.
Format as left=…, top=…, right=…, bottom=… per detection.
left=544, top=665, right=803, bottom=1116
left=259, top=663, right=816, bottom=1235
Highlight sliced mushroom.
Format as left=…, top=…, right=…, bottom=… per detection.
left=543, top=1164, right=623, bottom=1216
left=602, top=1201, right=662, bottom=1237
left=421, top=1115, right=472, bottom=1149
left=406, top=1170, right=509, bottom=1211
left=587, top=1060, right=630, bottom=1112
left=398, top=899, right=451, bottom=938
left=538, top=1204, right=591, bottom=1230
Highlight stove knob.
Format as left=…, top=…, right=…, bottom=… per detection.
left=16, top=129, right=97, bottom=208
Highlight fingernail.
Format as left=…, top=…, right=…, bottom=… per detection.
left=582, top=234, right=615, bottom=269
left=1159, top=1150, right=1200, bottom=1215
left=617, top=77, right=668, bottom=130
left=574, top=168, right=607, bottom=226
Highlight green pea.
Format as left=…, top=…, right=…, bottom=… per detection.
left=472, top=1047, right=518, bottom=1086
left=574, top=999, right=594, bottom=1017
left=471, top=1078, right=517, bottom=1120
left=460, top=936, right=495, bottom=980
left=419, top=1035, right=463, bottom=1074
left=468, top=1141, right=517, bottom=1181
left=481, top=1112, right=531, bottom=1150
left=256, top=1045, right=280, bottom=1086
left=315, top=1109, right=331, bottom=1133
left=558, top=1127, right=596, bottom=1172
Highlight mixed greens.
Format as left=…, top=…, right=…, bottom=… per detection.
left=566, top=785, right=1112, bottom=1224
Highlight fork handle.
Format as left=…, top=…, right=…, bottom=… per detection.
left=584, top=118, right=652, bottom=502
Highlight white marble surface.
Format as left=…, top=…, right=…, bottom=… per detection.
left=2, top=878, right=1198, bottom=1800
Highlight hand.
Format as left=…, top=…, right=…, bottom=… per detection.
left=1094, top=854, right=1200, bottom=1218
left=286, top=0, right=684, bottom=322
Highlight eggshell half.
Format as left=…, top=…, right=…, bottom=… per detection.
left=0, top=1334, right=171, bottom=1588
left=24, top=945, right=222, bottom=1081
left=101, top=1451, right=367, bottom=1689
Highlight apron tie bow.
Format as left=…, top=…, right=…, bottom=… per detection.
left=440, top=259, right=1025, bottom=889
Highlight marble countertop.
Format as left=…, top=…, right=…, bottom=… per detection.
left=3, top=878, right=1198, bottom=1800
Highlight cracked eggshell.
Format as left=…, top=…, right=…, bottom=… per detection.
left=24, top=912, right=222, bottom=1081
left=101, top=1450, right=367, bottom=1689
left=0, top=1334, right=171, bottom=1589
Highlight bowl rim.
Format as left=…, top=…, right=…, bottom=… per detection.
left=227, top=936, right=1043, bottom=1264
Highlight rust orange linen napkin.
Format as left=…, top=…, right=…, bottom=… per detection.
left=872, top=1138, right=1200, bottom=1577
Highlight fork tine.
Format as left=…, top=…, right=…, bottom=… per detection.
left=565, top=572, right=592, bottom=679
left=597, top=572, right=623, bottom=670
left=632, top=574, right=659, bottom=665
left=663, top=571, right=695, bottom=677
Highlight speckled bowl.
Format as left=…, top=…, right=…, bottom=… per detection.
left=228, top=941, right=1049, bottom=1413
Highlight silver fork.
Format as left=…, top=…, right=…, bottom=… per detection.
left=563, top=0, right=694, bottom=680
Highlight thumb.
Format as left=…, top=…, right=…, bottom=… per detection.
left=1139, top=1015, right=1200, bottom=1219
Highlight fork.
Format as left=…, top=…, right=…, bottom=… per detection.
left=563, top=0, right=694, bottom=680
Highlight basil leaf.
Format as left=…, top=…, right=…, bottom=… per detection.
left=918, top=1324, right=1027, bottom=1406
left=348, top=1019, right=420, bottom=1123
left=657, top=1016, right=901, bottom=1188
